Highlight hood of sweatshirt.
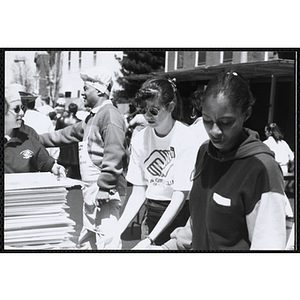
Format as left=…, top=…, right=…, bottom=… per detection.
left=207, top=128, right=275, bottom=162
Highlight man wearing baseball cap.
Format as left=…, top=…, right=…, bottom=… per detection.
left=39, top=66, right=128, bottom=249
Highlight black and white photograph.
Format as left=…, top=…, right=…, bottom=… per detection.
left=1, top=2, right=299, bottom=297
left=3, top=49, right=296, bottom=251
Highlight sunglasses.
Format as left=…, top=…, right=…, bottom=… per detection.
left=139, top=106, right=161, bottom=116
left=10, top=104, right=26, bottom=114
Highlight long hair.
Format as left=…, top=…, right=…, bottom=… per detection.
left=265, top=123, right=284, bottom=142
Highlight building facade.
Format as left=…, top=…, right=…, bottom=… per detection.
left=60, top=51, right=123, bottom=99
left=165, top=51, right=289, bottom=72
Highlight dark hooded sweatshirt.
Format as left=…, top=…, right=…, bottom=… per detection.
left=163, top=129, right=287, bottom=250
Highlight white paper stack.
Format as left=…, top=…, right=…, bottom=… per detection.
left=4, top=172, right=83, bottom=250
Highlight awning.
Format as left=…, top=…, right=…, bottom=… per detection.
left=124, top=59, right=295, bottom=83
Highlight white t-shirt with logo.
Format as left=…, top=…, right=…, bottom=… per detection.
left=126, top=121, right=199, bottom=201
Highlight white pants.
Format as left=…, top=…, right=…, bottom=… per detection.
left=79, top=182, right=122, bottom=249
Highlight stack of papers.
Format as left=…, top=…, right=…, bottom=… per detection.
left=4, top=172, right=83, bottom=250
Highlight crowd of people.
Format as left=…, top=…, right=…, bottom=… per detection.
left=4, top=67, right=295, bottom=251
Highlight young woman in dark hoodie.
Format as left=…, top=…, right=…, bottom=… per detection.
left=148, top=71, right=290, bottom=251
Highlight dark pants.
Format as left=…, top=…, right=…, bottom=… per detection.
left=144, top=199, right=190, bottom=245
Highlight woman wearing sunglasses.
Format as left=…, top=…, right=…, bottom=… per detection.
left=99, top=77, right=199, bottom=249
left=4, top=89, right=65, bottom=176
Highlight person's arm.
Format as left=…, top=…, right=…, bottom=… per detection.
left=246, top=191, right=286, bottom=250
left=96, top=120, right=128, bottom=193
left=148, top=217, right=193, bottom=250
left=47, top=147, right=60, bottom=161
left=98, top=185, right=146, bottom=249
left=39, top=121, right=84, bottom=147
left=283, top=140, right=294, bottom=162
left=132, top=190, right=188, bottom=249
left=35, top=140, right=56, bottom=172
left=32, top=137, right=65, bottom=177
left=46, top=117, right=60, bottom=161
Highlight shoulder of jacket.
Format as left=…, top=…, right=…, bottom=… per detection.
left=96, top=105, right=123, bottom=121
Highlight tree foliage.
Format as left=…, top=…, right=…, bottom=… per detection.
left=120, top=51, right=165, bottom=75
left=114, top=51, right=165, bottom=103
left=10, top=56, right=34, bottom=92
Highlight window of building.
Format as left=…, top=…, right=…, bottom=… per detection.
left=197, top=51, right=206, bottom=65
left=65, top=91, right=71, bottom=98
left=93, top=51, right=97, bottom=66
left=79, top=51, right=82, bottom=69
left=68, top=52, right=71, bottom=70
left=177, top=51, right=184, bottom=69
left=223, top=51, right=233, bottom=62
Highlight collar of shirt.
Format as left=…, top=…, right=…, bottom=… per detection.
left=5, top=135, right=22, bottom=146
left=85, top=100, right=113, bottom=124
left=91, top=100, right=113, bottom=114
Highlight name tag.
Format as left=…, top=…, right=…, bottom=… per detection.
left=213, top=193, right=231, bottom=206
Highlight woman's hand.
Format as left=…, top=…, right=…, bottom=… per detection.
left=51, top=162, right=66, bottom=179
